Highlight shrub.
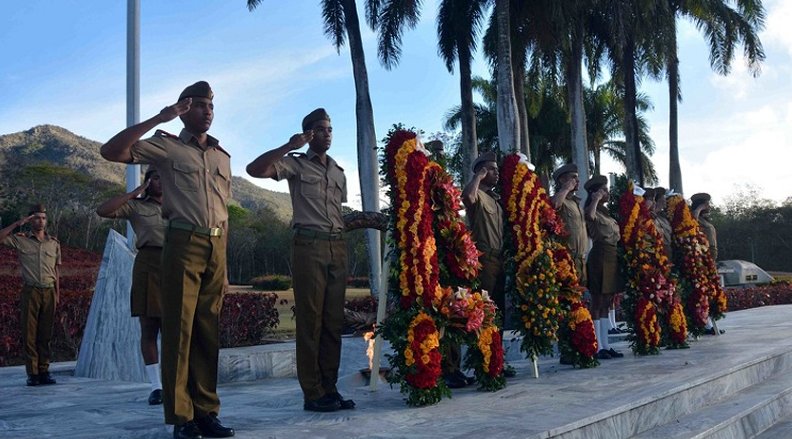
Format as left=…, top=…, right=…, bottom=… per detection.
left=220, top=292, right=280, bottom=348
left=250, top=274, right=292, bottom=291
left=725, top=281, right=792, bottom=311
left=346, top=277, right=370, bottom=288
left=345, top=295, right=378, bottom=313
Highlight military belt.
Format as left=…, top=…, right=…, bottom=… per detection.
left=293, top=228, right=345, bottom=241
left=167, top=220, right=223, bottom=237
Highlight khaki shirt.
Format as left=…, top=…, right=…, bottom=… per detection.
left=586, top=206, right=620, bottom=246
left=110, top=198, right=165, bottom=248
left=130, top=129, right=231, bottom=229
left=466, top=189, right=503, bottom=254
left=2, top=233, right=60, bottom=287
left=273, top=150, right=347, bottom=232
left=698, top=216, right=718, bottom=260
left=653, top=215, right=673, bottom=259
left=558, top=195, right=588, bottom=260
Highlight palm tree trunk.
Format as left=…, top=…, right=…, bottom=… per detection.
left=622, top=36, right=643, bottom=184
left=566, top=26, right=590, bottom=185
left=593, top=145, right=601, bottom=175
left=341, top=0, right=381, bottom=295
left=512, top=47, right=530, bottom=156
left=667, top=18, right=683, bottom=194
left=459, top=48, right=478, bottom=184
left=494, top=0, right=522, bottom=156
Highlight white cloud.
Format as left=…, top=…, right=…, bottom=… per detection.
left=763, top=0, right=792, bottom=57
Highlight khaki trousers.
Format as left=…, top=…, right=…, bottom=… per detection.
left=20, top=285, right=56, bottom=375
left=160, top=229, right=226, bottom=425
left=292, top=235, right=347, bottom=401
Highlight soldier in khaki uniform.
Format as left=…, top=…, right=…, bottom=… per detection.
left=650, top=188, right=673, bottom=261
left=441, top=151, right=507, bottom=387
left=246, top=108, right=353, bottom=413
left=96, top=168, right=165, bottom=406
left=551, top=164, right=588, bottom=285
left=0, top=204, right=60, bottom=387
left=100, top=81, right=234, bottom=439
left=583, top=175, right=624, bottom=360
left=690, top=192, right=724, bottom=335
left=691, top=193, right=717, bottom=261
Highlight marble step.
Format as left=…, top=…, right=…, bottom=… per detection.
left=631, top=370, right=792, bottom=439
left=754, top=414, right=792, bottom=439
left=547, top=347, right=792, bottom=439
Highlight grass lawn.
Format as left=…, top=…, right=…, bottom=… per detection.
left=228, top=286, right=373, bottom=340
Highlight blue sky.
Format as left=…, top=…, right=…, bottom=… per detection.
left=2, top=0, right=791, bottom=208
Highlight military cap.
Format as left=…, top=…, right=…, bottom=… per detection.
left=472, top=151, right=498, bottom=171
left=552, top=163, right=578, bottom=182
left=690, top=193, right=711, bottom=205
left=178, top=81, right=214, bottom=101
left=28, top=203, right=46, bottom=215
left=302, top=108, right=331, bottom=131
left=641, top=187, right=656, bottom=200
left=583, top=175, right=608, bottom=193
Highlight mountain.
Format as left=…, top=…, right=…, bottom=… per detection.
left=0, top=125, right=292, bottom=222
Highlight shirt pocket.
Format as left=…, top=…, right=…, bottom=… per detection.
left=137, top=210, right=163, bottom=229
left=172, top=161, right=201, bottom=192
left=213, top=165, right=231, bottom=200
left=299, top=175, right=322, bottom=199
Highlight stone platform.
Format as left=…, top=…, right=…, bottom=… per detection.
left=2, top=305, right=792, bottom=439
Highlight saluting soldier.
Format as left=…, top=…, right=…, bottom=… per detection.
left=583, top=175, right=625, bottom=360
left=691, top=192, right=718, bottom=261
left=447, top=151, right=508, bottom=386
left=650, top=187, right=673, bottom=261
left=100, top=81, right=234, bottom=439
left=0, top=204, right=60, bottom=387
left=551, top=164, right=588, bottom=285
left=246, top=108, right=354, bottom=413
left=96, top=168, right=165, bottom=406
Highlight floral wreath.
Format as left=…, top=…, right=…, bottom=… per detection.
left=667, top=194, right=727, bottom=336
left=617, top=185, right=687, bottom=353
left=379, top=130, right=505, bottom=406
left=500, top=154, right=598, bottom=367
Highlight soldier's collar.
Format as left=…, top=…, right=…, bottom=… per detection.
left=306, top=149, right=336, bottom=166
left=179, top=129, right=220, bottom=148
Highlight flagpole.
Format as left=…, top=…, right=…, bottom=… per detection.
left=126, top=0, right=141, bottom=246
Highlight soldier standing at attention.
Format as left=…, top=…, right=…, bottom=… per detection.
left=583, top=175, right=625, bottom=360
left=456, top=151, right=509, bottom=385
left=245, top=108, right=354, bottom=413
left=550, top=164, right=588, bottom=286
left=0, top=204, right=60, bottom=387
left=651, top=188, right=673, bottom=261
left=100, top=81, right=234, bottom=439
left=96, top=168, right=166, bottom=406
left=691, top=193, right=718, bottom=261
left=691, top=192, right=724, bottom=335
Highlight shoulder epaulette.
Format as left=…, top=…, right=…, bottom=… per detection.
left=287, top=152, right=307, bottom=158
left=154, top=129, right=179, bottom=139
left=214, top=145, right=231, bottom=158
left=50, top=236, right=60, bottom=243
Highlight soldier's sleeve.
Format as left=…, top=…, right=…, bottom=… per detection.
left=130, top=132, right=170, bottom=164
left=341, top=173, right=348, bottom=203
left=109, top=200, right=135, bottom=220
left=55, top=240, right=61, bottom=266
left=273, top=155, right=299, bottom=181
left=1, top=234, right=21, bottom=249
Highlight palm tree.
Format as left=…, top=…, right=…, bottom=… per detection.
left=590, top=0, right=672, bottom=185
left=665, top=0, right=765, bottom=193
left=247, top=0, right=382, bottom=294
left=436, top=0, right=489, bottom=183
left=585, top=81, right=658, bottom=184
left=494, top=0, right=522, bottom=156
